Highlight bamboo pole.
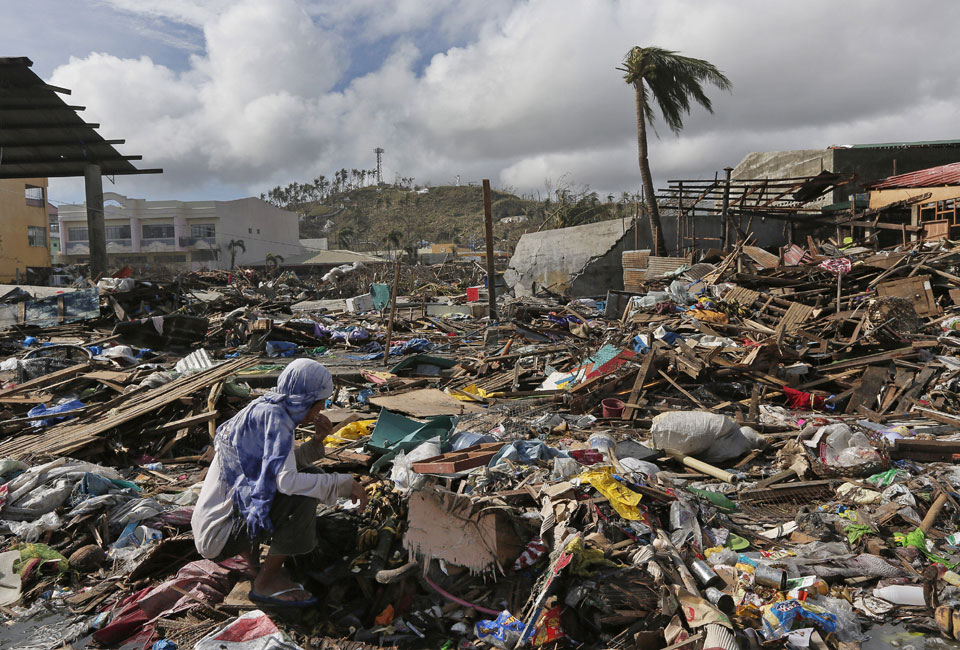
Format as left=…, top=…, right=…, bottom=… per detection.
left=383, top=258, right=401, bottom=368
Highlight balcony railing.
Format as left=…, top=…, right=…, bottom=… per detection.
left=141, top=237, right=177, bottom=252
left=105, top=239, right=133, bottom=253
left=65, top=242, right=89, bottom=255
left=179, top=236, right=217, bottom=249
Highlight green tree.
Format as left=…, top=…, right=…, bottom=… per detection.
left=620, top=46, right=731, bottom=254
left=265, top=252, right=284, bottom=272
left=227, top=239, right=245, bottom=269
left=385, top=229, right=402, bottom=256
left=338, top=227, right=354, bottom=249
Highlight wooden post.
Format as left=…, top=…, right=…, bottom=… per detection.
left=482, top=179, right=497, bottom=321
left=720, top=167, right=733, bottom=250
left=84, top=163, right=107, bottom=278
left=383, top=259, right=401, bottom=368
left=677, top=181, right=684, bottom=255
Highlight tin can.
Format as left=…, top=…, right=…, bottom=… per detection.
left=690, top=559, right=725, bottom=589
left=754, top=564, right=787, bottom=590
left=705, top=587, right=735, bottom=615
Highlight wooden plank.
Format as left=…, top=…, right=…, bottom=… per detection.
left=894, top=366, right=937, bottom=415
left=622, top=346, right=657, bottom=421
left=411, top=442, right=506, bottom=474
left=141, top=410, right=219, bottom=436
left=0, top=358, right=256, bottom=458
left=878, top=368, right=913, bottom=415
left=845, top=366, right=889, bottom=415
left=0, top=362, right=89, bottom=399
left=822, top=345, right=921, bottom=371
left=876, top=274, right=939, bottom=317
left=658, top=369, right=706, bottom=409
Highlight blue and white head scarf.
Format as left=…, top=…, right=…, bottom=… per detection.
left=215, top=358, right=334, bottom=540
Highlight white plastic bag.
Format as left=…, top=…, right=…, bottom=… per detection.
left=650, top=411, right=765, bottom=462
left=390, top=441, right=441, bottom=491
left=6, top=512, right=62, bottom=542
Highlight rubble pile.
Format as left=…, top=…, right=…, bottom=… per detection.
left=5, top=238, right=960, bottom=650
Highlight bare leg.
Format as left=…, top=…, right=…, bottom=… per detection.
left=252, top=555, right=313, bottom=602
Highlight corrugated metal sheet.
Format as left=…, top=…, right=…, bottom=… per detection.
left=743, top=245, right=779, bottom=269
left=869, top=162, right=960, bottom=190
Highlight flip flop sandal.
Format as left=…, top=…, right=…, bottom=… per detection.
left=249, top=583, right=318, bottom=608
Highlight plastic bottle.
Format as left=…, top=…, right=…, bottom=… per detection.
left=143, top=462, right=163, bottom=471
left=873, top=585, right=925, bottom=606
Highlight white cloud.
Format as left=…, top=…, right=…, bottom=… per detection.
left=39, top=0, right=960, bottom=204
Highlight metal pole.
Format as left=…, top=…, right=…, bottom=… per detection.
left=84, top=163, right=107, bottom=278
left=720, top=167, right=733, bottom=250
left=382, top=258, right=401, bottom=368
left=482, top=179, right=497, bottom=321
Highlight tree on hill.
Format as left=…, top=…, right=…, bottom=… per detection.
left=385, top=230, right=402, bottom=256
left=620, top=46, right=731, bottom=255
left=338, top=227, right=354, bottom=249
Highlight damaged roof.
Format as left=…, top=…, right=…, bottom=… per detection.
left=868, top=161, right=960, bottom=190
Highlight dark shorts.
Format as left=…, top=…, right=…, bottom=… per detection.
left=219, top=493, right=319, bottom=559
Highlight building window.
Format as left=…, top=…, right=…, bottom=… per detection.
left=105, top=225, right=132, bottom=240
left=157, top=254, right=187, bottom=263
left=118, top=255, right=147, bottom=265
left=28, top=226, right=46, bottom=247
left=191, top=224, right=216, bottom=238
left=248, top=228, right=253, bottom=234
left=257, top=229, right=261, bottom=234
left=25, top=185, right=44, bottom=207
left=143, top=224, right=175, bottom=239
left=68, top=227, right=89, bottom=242
left=192, top=249, right=218, bottom=261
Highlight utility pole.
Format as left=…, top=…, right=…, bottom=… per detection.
left=84, top=163, right=107, bottom=279
left=482, top=180, right=497, bottom=321
left=374, top=147, right=384, bottom=185
left=720, top=166, right=733, bottom=250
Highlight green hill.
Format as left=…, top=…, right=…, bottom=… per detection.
left=298, top=185, right=546, bottom=252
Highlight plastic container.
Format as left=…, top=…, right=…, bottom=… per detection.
left=588, top=433, right=616, bottom=454
left=601, top=398, right=625, bottom=418
left=873, top=585, right=925, bottom=606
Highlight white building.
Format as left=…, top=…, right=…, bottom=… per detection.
left=57, top=193, right=301, bottom=271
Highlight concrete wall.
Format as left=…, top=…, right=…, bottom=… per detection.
left=0, top=178, right=51, bottom=282
left=505, top=217, right=648, bottom=298
left=213, top=198, right=301, bottom=269
left=732, top=149, right=833, bottom=183
left=834, top=145, right=960, bottom=200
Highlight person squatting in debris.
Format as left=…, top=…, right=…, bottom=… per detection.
left=191, top=358, right=368, bottom=607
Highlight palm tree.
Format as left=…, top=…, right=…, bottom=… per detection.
left=385, top=229, right=402, bottom=257
left=265, top=252, right=284, bottom=272
left=620, top=46, right=731, bottom=255
left=227, top=239, right=245, bottom=269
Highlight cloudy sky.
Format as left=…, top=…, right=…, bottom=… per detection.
left=7, top=0, right=959, bottom=206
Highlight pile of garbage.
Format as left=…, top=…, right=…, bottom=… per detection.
left=5, top=237, right=960, bottom=650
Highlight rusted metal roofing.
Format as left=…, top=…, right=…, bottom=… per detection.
left=869, top=162, right=960, bottom=190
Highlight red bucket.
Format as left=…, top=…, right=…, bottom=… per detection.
left=601, top=398, right=625, bottom=418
